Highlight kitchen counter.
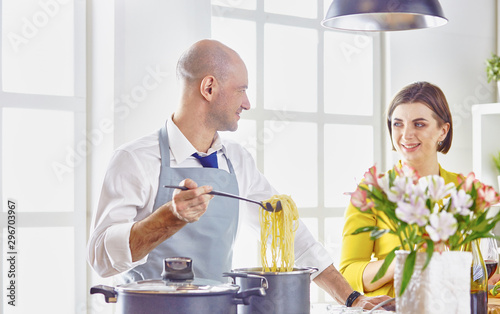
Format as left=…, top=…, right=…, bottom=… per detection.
left=311, top=299, right=500, bottom=313
left=489, top=295, right=500, bottom=314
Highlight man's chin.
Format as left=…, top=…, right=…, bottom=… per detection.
left=220, top=125, right=238, bottom=132
left=228, top=123, right=239, bottom=132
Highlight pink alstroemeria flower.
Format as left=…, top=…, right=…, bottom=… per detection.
left=396, top=163, right=420, bottom=184
left=349, top=186, right=373, bottom=212
left=458, top=172, right=478, bottom=193
left=476, top=185, right=500, bottom=211
left=363, top=165, right=381, bottom=190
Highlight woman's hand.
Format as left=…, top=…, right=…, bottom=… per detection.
left=489, top=273, right=500, bottom=285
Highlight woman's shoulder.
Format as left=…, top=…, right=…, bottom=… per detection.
left=439, top=165, right=460, bottom=185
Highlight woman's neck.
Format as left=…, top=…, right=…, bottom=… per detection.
left=403, top=159, right=440, bottom=177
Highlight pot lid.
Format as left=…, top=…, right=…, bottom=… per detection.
left=115, top=257, right=239, bottom=295
left=115, top=278, right=240, bottom=295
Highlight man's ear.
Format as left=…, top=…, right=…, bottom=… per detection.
left=200, top=76, right=216, bottom=101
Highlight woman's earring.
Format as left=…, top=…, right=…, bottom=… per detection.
left=438, top=141, right=443, bottom=146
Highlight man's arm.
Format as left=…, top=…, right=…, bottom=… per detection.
left=313, top=264, right=393, bottom=310
left=130, top=178, right=213, bottom=262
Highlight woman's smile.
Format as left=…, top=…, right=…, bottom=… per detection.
left=401, top=143, right=421, bottom=151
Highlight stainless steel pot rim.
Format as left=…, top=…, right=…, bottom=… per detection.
left=231, top=267, right=318, bottom=275
left=115, top=279, right=240, bottom=294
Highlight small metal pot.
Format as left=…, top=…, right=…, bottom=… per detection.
left=226, top=267, right=318, bottom=314
left=91, top=257, right=266, bottom=314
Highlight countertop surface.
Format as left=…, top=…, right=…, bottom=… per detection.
left=489, top=296, right=500, bottom=314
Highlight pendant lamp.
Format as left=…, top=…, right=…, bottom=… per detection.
left=321, top=0, right=447, bottom=32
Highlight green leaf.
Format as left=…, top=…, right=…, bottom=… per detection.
left=370, top=228, right=390, bottom=240
left=422, top=240, right=434, bottom=271
left=486, top=53, right=500, bottom=82
left=352, top=226, right=379, bottom=235
left=493, top=284, right=500, bottom=296
left=426, top=198, right=432, bottom=210
left=372, top=248, right=398, bottom=283
left=399, top=251, right=417, bottom=296
left=388, top=168, right=396, bottom=184
left=493, top=151, right=500, bottom=174
left=371, top=188, right=386, bottom=201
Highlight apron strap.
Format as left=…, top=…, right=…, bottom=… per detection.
left=159, top=126, right=171, bottom=168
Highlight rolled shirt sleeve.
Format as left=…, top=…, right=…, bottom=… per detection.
left=294, top=219, right=333, bottom=280
left=87, top=148, right=158, bottom=277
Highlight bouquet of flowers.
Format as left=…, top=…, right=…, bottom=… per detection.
left=349, top=164, right=500, bottom=296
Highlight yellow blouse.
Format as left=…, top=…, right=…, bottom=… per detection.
left=338, top=163, right=460, bottom=297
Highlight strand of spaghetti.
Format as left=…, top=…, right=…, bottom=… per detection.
left=260, top=195, right=299, bottom=272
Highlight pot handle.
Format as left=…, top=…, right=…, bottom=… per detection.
left=235, top=287, right=266, bottom=305
left=90, top=285, right=118, bottom=303
left=223, top=272, right=269, bottom=290
left=304, top=266, right=319, bottom=274
left=223, top=272, right=268, bottom=305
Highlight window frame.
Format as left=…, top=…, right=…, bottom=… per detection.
left=212, top=0, right=383, bottom=303
left=0, top=0, right=87, bottom=311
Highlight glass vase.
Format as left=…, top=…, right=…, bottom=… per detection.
left=394, top=250, right=471, bottom=313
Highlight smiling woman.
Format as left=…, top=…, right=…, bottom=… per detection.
left=387, top=82, right=453, bottom=177
left=390, top=103, right=450, bottom=175
left=339, top=81, right=458, bottom=298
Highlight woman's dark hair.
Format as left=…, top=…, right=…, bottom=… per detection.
left=386, top=81, right=453, bottom=154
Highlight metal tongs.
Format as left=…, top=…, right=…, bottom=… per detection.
left=164, top=185, right=282, bottom=212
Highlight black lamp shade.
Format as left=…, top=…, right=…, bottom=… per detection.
left=322, top=0, right=448, bottom=31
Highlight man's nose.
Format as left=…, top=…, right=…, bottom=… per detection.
left=242, top=95, right=251, bottom=110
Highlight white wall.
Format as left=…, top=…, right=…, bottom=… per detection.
left=113, top=0, right=212, bottom=146
left=384, top=0, right=497, bottom=175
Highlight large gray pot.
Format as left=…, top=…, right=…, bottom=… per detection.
left=226, top=267, right=318, bottom=314
left=91, top=257, right=266, bottom=314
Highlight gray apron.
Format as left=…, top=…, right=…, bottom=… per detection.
left=121, top=126, right=239, bottom=282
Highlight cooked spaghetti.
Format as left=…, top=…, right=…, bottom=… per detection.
left=260, top=194, right=299, bottom=272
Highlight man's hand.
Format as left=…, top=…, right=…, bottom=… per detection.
left=130, top=178, right=214, bottom=262
left=170, top=178, right=214, bottom=222
left=313, top=264, right=394, bottom=311
left=352, top=294, right=395, bottom=311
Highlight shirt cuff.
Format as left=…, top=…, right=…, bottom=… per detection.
left=294, top=241, right=333, bottom=281
left=105, top=222, right=147, bottom=273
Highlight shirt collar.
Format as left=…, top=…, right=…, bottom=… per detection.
left=166, top=116, right=225, bottom=163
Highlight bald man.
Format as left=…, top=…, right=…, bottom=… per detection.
left=87, top=39, right=391, bottom=309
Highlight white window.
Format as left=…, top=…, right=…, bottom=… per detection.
left=0, top=1, right=86, bottom=313
left=212, top=0, right=382, bottom=303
